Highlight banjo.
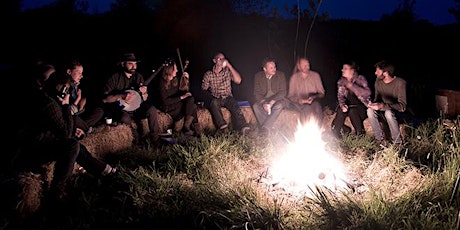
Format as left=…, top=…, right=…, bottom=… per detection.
left=118, top=59, right=172, bottom=112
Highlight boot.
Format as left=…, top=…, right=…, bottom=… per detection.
left=183, top=116, right=194, bottom=135
left=192, top=122, right=203, bottom=137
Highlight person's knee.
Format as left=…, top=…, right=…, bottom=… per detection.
left=272, top=102, right=284, bottom=110
left=210, top=99, right=219, bottom=107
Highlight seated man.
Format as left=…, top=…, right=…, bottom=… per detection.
left=252, top=57, right=287, bottom=135
left=201, top=52, right=251, bottom=135
left=100, top=52, right=161, bottom=146
left=367, top=60, right=407, bottom=145
left=13, top=72, right=116, bottom=203
left=287, top=56, right=325, bottom=125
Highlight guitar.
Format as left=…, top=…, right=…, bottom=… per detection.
left=119, top=59, right=172, bottom=112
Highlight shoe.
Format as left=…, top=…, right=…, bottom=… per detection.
left=192, top=123, right=203, bottom=137
left=259, top=126, right=270, bottom=136
left=241, top=126, right=251, bottom=136
left=183, top=130, right=194, bottom=136
left=101, top=164, right=117, bottom=176
left=376, top=139, right=388, bottom=148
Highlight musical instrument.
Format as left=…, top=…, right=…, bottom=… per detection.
left=177, top=48, right=190, bottom=92
left=178, top=60, right=190, bottom=92
left=119, top=59, right=172, bottom=112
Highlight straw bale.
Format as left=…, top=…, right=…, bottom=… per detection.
left=17, top=172, right=43, bottom=217
left=241, top=107, right=258, bottom=125
left=197, top=107, right=231, bottom=131
left=272, top=109, right=301, bottom=132
left=81, top=124, right=134, bottom=158
left=323, top=109, right=373, bottom=134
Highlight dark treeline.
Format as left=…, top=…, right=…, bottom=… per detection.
left=1, top=0, right=459, bottom=119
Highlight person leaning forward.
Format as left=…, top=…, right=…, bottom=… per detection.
left=101, top=52, right=161, bottom=146
left=12, top=72, right=116, bottom=203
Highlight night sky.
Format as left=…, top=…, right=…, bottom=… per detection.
left=21, top=0, right=457, bottom=25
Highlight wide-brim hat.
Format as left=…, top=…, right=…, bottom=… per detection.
left=120, top=53, right=141, bottom=62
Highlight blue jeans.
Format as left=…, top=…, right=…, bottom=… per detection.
left=208, top=96, right=248, bottom=131
left=366, top=107, right=402, bottom=144
left=252, top=101, right=284, bottom=129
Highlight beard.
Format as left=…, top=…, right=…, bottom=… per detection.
left=123, top=66, right=136, bottom=74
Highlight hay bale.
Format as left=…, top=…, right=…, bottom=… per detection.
left=273, top=109, right=301, bottom=132
left=157, top=111, right=174, bottom=133
left=17, top=172, right=43, bottom=217
left=197, top=107, right=231, bottom=131
left=81, top=124, right=134, bottom=158
left=241, top=107, right=258, bottom=125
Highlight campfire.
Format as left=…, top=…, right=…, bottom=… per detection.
left=262, top=119, right=351, bottom=197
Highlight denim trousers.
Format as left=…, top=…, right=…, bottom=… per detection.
left=366, top=107, right=402, bottom=144
left=208, top=96, right=247, bottom=130
left=252, top=101, right=284, bottom=129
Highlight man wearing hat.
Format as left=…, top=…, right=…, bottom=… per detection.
left=101, top=52, right=161, bottom=146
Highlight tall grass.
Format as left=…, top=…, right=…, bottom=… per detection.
left=2, top=117, right=460, bottom=229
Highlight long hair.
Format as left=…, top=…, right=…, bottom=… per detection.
left=161, top=64, right=178, bottom=89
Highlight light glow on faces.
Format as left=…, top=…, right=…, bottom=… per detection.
left=268, top=119, right=349, bottom=196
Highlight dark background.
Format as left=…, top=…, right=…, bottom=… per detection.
left=1, top=0, right=459, bottom=120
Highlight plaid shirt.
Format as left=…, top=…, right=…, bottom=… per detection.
left=201, top=66, right=233, bottom=98
left=337, top=74, right=371, bottom=108
left=23, top=88, right=74, bottom=143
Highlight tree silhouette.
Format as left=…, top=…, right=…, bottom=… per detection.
left=448, top=0, right=460, bottom=23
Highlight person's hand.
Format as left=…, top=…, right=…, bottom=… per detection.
left=139, top=85, right=148, bottom=94
left=180, top=92, right=192, bottom=100
left=58, top=94, right=70, bottom=105
left=182, top=72, right=189, bottom=79
left=368, top=102, right=382, bottom=110
left=341, top=105, right=348, bottom=112
left=75, top=128, right=85, bottom=139
left=124, top=91, right=133, bottom=103
left=263, top=103, right=271, bottom=112
left=345, top=81, right=353, bottom=89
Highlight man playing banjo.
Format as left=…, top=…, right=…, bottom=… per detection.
left=101, top=52, right=161, bottom=147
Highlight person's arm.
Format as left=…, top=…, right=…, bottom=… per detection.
left=309, top=73, right=325, bottom=100
left=270, top=72, right=287, bottom=103
left=391, top=79, right=407, bottom=112
left=201, top=71, right=210, bottom=91
left=102, top=74, right=126, bottom=103
left=347, top=75, right=371, bottom=106
left=159, top=82, right=182, bottom=107
left=337, top=78, right=347, bottom=108
left=46, top=96, right=74, bottom=138
left=253, top=73, right=265, bottom=104
left=225, top=60, right=242, bottom=84
left=287, top=74, right=298, bottom=103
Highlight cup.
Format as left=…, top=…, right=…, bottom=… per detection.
left=266, top=104, right=272, bottom=115
left=105, top=117, right=113, bottom=125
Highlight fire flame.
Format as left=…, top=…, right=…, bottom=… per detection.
left=268, top=119, right=349, bottom=196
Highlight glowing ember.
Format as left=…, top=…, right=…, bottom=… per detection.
left=268, top=119, right=349, bottom=196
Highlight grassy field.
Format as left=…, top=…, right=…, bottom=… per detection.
left=1, top=116, right=460, bottom=230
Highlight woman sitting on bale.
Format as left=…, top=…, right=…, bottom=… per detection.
left=151, top=59, right=202, bottom=137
